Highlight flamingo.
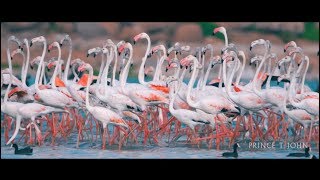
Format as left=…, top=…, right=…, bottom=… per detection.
left=78, top=62, right=128, bottom=150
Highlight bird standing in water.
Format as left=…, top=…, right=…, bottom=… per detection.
left=287, top=147, right=310, bottom=158
left=222, top=143, right=240, bottom=158
left=11, top=144, right=33, bottom=155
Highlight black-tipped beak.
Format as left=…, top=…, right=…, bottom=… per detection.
left=119, top=70, right=121, bottom=75
left=221, top=50, right=224, bottom=55
left=30, top=65, right=33, bottom=70
left=212, top=32, right=215, bottom=36
left=278, top=65, right=281, bottom=69
left=48, top=49, right=50, bottom=53
left=46, top=66, right=50, bottom=72
left=147, top=53, right=152, bottom=58
left=254, top=63, right=257, bottom=67
left=60, top=43, right=63, bottom=47
left=175, top=51, right=178, bottom=55
left=118, top=52, right=121, bottom=56
left=167, top=53, right=169, bottom=56
left=21, top=47, right=23, bottom=51
left=235, top=106, right=241, bottom=114
left=30, top=42, right=33, bottom=47
left=211, top=64, right=214, bottom=68
left=277, top=81, right=280, bottom=85
left=249, top=46, right=252, bottom=51
left=203, top=51, right=206, bottom=55
left=249, top=62, right=252, bottom=66
left=133, top=41, right=136, bottom=45
left=180, top=64, right=183, bottom=69
left=166, top=83, right=168, bottom=87
left=284, top=49, right=286, bottom=53
left=179, top=51, right=182, bottom=55
left=186, top=66, right=188, bottom=69
left=144, top=73, right=147, bottom=78
left=86, top=53, right=89, bottom=57
left=93, top=54, right=96, bottom=58
left=130, top=63, right=133, bottom=68
left=297, top=63, right=300, bottom=66
left=18, top=45, right=21, bottom=49
left=165, top=68, right=168, bottom=72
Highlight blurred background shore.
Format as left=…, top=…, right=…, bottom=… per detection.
left=1, top=22, right=319, bottom=85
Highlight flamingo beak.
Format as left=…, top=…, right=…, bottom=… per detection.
left=86, top=53, right=89, bottom=57
left=133, top=40, right=136, bottom=45
left=284, top=49, right=286, bottom=53
left=30, top=41, right=33, bottom=47
left=249, top=46, right=252, bottom=51
left=165, top=68, right=168, bottom=72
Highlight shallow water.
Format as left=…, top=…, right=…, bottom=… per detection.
left=1, top=127, right=319, bottom=159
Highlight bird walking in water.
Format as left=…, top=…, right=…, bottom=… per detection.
left=222, top=143, right=240, bottom=158
left=287, top=147, right=310, bottom=158
left=11, top=143, right=33, bottom=155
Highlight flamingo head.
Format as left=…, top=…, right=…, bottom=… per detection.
left=8, top=36, right=22, bottom=48
left=30, top=36, right=46, bottom=47
left=30, top=56, right=42, bottom=70
left=117, top=40, right=126, bottom=55
left=180, top=55, right=197, bottom=67
left=78, top=63, right=90, bottom=72
left=284, top=41, right=297, bottom=53
left=203, top=44, right=213, bottom=56
left=47, top=41, right=60, bottom=53
left=250, top=55, right=264, bottom=66
left=70, top=58, right=84, bottom=68
left=144, top=66, right=154, bottom=77
left=59, top=34, right=71, bottom=47
left=222, top=43, right=237, bottom=55
left=250, top=39, right=266, bottom=51
left=101, top=47, right=109, bottom=55
left=19, top=38, right=29, bottom=51
left=278, top=56, right=292, bottom=69
left=212, top=26, right=226, bottom=36
left=133, top=32, right=148, bottom=44
left=103, top=39, right=115, bottom=48
left=288, top=47, right=303, bottom=56
left=151, top=45, right=165, bottom=55
left=47, top=61, right=56, bottom=70
left=10, top=48, right=24, bottom=60
left=165, top=61, right=179, bottom=72
left=210, top=55, right=222, bottom=68
left=87, top=47, right=101, bottom=58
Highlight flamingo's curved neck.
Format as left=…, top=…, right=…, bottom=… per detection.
left=224, top=57, right=238, bottom=101
left=111, top=45, right=118, bottom=87
left=22, top=40, right=30, bottom=86
left=186, top=57, right=200, bottom=108
left=253, top=44, right=268, bottom=94
left=35, top=40, right=47, bottom=92
left=51, top=46, right=62, bottom=89
left=235, top=53, right=246, bottom=86
left=85, top=66, right=94, bottom=111
left=138, top=36, right=150, bottom=86
left=201, top=61, right=213, bottom=90
left=97, top=52, right=106, bottom=85
left=4, top=48, right=12, bottom=103
left=101, top=50, right=112, bottom=87
left=19, top=51, right=26, bottom=86
left=223, top=31, right=228, bottom=46
left=154, top=53, right=167, bottom=81
left=120, top=44, right=133, bottom=95
left=63, top=40, right=72, bottom=83
left=218, top=64, right=223, bottom=88
left=300, top=57, right=309, bottom=94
